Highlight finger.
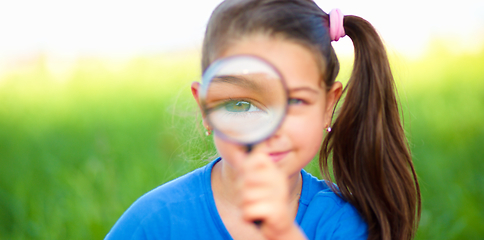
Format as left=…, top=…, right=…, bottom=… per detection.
left=241, top=202, right=274, bottom=223
left=239, top=188, right=273, bottom=205
left=236, top=174, right=270, bottom=206
left=238, top=167, right=280, bottom=190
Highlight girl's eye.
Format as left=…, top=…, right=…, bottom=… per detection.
left=224, top=100, right=259, bottom=112
left=288, top=98, right=304, bottom=105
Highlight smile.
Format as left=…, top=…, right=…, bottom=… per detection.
left=269, top=150, right=291, bottom=162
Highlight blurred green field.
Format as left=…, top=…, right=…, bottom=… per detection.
left=0, top=46, right=483, bottom=239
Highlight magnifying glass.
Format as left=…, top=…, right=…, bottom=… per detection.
left=199, top=55, right=288, bottom=226
left=200, top=55, right=288, bottom=151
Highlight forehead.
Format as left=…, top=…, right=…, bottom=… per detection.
left=218, top=35, right=324, bottom=90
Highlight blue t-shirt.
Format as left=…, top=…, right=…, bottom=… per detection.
left=105, top=158, right=368, bottom=239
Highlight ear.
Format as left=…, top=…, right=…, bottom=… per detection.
left=324, top=81, right=343, bottom=125
left=191, top=81, right=209, bottom=128
left=191, top=81, right=202, bottom=109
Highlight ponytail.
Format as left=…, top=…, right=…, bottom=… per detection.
left=320, top=15, right=421, bottom=240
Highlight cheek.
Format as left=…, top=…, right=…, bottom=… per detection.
left=290, top=108, right=326, bottom=156
left=297, top=120, right=324, bottom=151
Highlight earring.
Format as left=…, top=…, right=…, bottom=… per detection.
left=205, top=129, right=212, bottom=136
left=326, top=126, right=332, bottom=132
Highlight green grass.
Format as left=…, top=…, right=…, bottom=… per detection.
left=401, top=49, right=484, bottom=240
left=0, top=47, right=483, bottom=239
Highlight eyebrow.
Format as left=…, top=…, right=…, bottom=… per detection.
left=211, top=76, right=319, bottom=95
left=289, top=87, right=320, bottom=95
left=210, top=75, right=260, bottom=92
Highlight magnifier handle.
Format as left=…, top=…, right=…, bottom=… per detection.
left=246, top=144, right=253, bottom=153
left=245, top=144, right=262, bottom=227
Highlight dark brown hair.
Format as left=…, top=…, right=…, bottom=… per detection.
left=202, top=0, right=421, bottom=239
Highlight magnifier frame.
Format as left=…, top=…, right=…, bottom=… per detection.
left=199, top=55, right=289, bottom=146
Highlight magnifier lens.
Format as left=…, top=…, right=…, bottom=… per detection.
left=201, top=56, right=287, bottom=145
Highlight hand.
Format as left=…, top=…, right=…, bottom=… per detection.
left=235, top=152, right=307, bottom=240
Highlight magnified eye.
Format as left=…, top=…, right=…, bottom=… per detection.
left=206, top=98, right=269, bottom=129
left=224, top=100, right=259, bottom=112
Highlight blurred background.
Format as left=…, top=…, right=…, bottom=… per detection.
left=0, top=0, right=483, bottom=239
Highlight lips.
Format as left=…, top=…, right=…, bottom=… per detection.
left=269, top=150, right=291, bottom=162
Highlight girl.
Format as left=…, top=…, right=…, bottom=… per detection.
left=105, top=0, right=421, bottom=239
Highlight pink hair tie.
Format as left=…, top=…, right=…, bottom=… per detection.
left=329, top=8, right=345, bottom=41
